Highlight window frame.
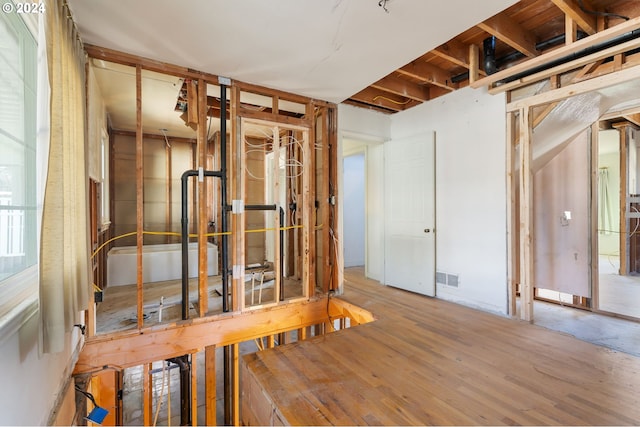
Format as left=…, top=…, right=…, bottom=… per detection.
left=0, top=9, right=43, bottom=341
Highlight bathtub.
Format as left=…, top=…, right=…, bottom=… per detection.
left=107, top=242, right=218, bottom=286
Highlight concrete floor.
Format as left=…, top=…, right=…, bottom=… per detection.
left=533, top=254, right=640, bottom=357
left=534, top=300, right=640, bottom=357
left=598, top=255, right=640, bottom=319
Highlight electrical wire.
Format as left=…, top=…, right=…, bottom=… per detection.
left=71, top=363, right=123, bottom=374
left=91, top=226, right=307, bottom=260
left=576, top=0, right=629, bottom=21
left=243, top=134, right=305, bottom=180
left=159, top=128, right=171, bottom=149
left=75, top=386, right=99, bottom=407
left=372, top=95, right=411, bottom=105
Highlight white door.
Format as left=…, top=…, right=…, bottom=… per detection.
left=384, top=132, right=435, bottom=296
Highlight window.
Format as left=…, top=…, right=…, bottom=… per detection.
left=0, top=10, right=38, bottom=321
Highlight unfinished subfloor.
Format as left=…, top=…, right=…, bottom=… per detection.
left=96, top=275, right=303, bottom=334
left=241, top=267, right=640, bottom=425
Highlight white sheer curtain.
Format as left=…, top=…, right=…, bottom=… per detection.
left=599, top=167, right=612, bottom=235
left=39, top=0, right=89, bottom=353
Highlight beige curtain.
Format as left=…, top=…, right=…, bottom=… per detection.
left=39, top=0, right=89, bottom=353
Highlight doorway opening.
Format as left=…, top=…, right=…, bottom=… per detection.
left=343, top=152, right=365, bottom=268
left=596, top=124, right=640, bottom=320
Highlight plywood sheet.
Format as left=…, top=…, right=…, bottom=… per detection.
left=534, top=129, right=591, bottom=297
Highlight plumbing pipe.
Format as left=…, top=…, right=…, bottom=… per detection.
left=451, top=31, right=588, bottom=84
left=244, top=204, right=277, bottom=211
left=483, top=36, right=497, bottom=75
left=220, top=83, right=229, bottom=314
left=497, top=28, right=640, bottom=85
left=280, top=207, right=285, bottom=301
left=181, top=169, right=222, bottom=321
left=219, top=82, right=232, bottom=427
left=167, top=356, right=191, bottom=426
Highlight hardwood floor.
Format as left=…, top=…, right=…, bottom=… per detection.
left=241, top=267, right=640, bottom=425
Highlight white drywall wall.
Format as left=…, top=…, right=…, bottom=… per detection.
left=338, top=104, right=391, bottom=143
left=390, top=87, right=508, bottom=314
left=0, top=313, right=82, bottom=425
left=343, top=153, right=366, bottom=267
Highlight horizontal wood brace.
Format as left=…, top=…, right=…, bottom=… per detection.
left=74, top=297, right=374, bottom=373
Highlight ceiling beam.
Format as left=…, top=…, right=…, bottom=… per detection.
left=371, top=75, right=431, bottom=102
left=432, top=40, right=487, bottom=76
left=623, top=113, right=640, bottom=127
left=397, top=61, right=457, bottom=91
left=477, top=14, right=538, bottom=57
left=550, top=0, right=597, bottom=35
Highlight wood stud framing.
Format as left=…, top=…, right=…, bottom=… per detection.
left=518, top=107, right=534, bottom=322
left=81, top=45, right=341, bottom=427
left=205, top=345, right=216, bottom=425
left=504, top=18, right=640, bottom=320
left=618, top=124, right=629, bottom=275
left=135, top=65, right=144, bottom=330
left=590, top=122, right=600, bottom=310
left=197, top=78, right=209, bottom=316
left=506, top=111, right=517, bottom=317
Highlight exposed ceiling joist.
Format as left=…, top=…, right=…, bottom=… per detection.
left=371, top=75, right=431, bottom=102
left=550, top=0, right=597, bottom=35
left=477, top=14, right=539, bottom=57
left=341, top=98, right=402, bottom=115
left=397, top=61, right=458, bottom=91
left=348, top=86, right=411, bottom=112
left=432, top=40, right=487, bottom=76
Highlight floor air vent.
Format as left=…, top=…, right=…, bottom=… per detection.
left=447, top=274, right=459, bottom=287
left=436, top=271, right=459, bottom=287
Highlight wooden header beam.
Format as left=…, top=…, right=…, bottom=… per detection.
left=74, top=298, right=371, bottom=372
left=85, top=44, right=325, bottom=111
left=507, top=62, right=640, bottom=111
left=85, top=44, right=221, bottom=82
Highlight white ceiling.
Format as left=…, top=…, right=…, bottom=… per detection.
left=68, top=0, right=516, bottom=105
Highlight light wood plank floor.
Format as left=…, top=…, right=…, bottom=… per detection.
left=242, top=267, right=640, bottom=425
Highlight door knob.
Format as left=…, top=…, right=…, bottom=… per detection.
left=424, top=228, right=431, bottom=233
